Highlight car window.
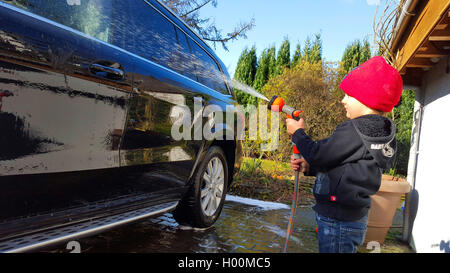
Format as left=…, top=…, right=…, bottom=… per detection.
left=173, top=27, right=197, bottom=82
left=127, top=0, right=227, bottom=94
left=189, top=39, right=229, bottom=94
left=4, top=0, right=229, bottom=94
left=4, top=0, right=113, bottom=43
left=110, top=1, right=134, bottom=53
left=129, top=0, right=178, bottom=70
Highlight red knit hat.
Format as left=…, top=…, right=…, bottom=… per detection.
left=339, top=56, right=403, bottom=112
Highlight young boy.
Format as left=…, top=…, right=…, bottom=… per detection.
left=286, top=56, right=403, bottom=253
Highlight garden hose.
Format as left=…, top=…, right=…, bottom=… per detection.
left=267, top=95, right=303, bottom=253
left=283, top=168, right=301, bottom=253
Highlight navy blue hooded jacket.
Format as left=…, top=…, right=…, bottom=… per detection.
left=292, top=114, right=397, bottom=221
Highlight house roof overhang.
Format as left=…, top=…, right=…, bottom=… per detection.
left=391, top=0, right=450, bottom=87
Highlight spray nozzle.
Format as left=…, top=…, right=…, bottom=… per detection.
left=267, top=95, right=302, bottom=120
left=267, top=95, right=285, bottom=112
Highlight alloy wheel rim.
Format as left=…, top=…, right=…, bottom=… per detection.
left=201, top=157, right=225, bottom=216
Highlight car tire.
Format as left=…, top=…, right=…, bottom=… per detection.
left=173, top=146, right=228, bottom=228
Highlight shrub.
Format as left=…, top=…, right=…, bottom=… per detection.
left=257, top=60, right=346, bottom=162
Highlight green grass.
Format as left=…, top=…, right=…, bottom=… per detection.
left=231, top=156, right=315, bottom=204
left=240, top=157, right=291, bottom=175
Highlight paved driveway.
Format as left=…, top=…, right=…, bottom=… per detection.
left=42, top=195, right=319, bottom=253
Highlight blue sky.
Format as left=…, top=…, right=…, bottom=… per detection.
left=199, top=0, right=381, bottom=77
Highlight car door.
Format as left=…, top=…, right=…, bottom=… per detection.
left=0, top=0, right=133, bottom=221
left=118, top=0, right=210, bottom=195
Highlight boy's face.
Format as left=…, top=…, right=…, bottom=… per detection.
left=341, top=93, right=373, bottom=119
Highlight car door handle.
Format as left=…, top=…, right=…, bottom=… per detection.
left=89, top=63, right=124, bottom=80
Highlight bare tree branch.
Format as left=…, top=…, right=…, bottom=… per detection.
left=373, top=0, right=405, bottom=65
left=202, top=19, right=256, bottom=51
left=161, top=0, right=255, bottom=51
left=180, top=0, right=214, bottom=18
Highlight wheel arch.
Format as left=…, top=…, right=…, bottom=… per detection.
left=189, top=128, right=241, bottom=190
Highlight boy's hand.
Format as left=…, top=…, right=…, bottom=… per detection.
left=286, top=118, right=305, bottom=135
left=290, top=155, right=310, bottom=173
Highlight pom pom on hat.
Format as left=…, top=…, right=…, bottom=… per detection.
left=339, top=56, right=403, bottom=113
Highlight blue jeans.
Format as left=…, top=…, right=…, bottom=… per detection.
left=315, top=212, right=368, bottom=253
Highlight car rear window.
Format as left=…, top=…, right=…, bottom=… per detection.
left=189, top=39, right=229, bottom=94
left=128, top=0, right=229, bottom=94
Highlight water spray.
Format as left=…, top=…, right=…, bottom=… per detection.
left=230, top=79, right=269, bottom=102
left=267, top=95, right=303, bottom=253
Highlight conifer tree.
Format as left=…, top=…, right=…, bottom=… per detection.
left=267, top=46, right=277, bottom=79
left=247, top=46, right=258, bottom=83
left=302, top=37, right=312, bottom=63
left=341, top=39, right=371, bottom=74
left=253, top=49, right=269, bottom=91
left=334, top=39, right=372, bottom=95
left=234, top=47, right=258, bottom=105
left=310, top=33, right=322, bottom=63
left=301, top=33, right=322, bottom=64
left=291, top=43, right=302, bottom=68
left=276, top=39, right=290, bottom=75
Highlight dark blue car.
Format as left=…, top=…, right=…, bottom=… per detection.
left=0, top=0, right=242, bottom=252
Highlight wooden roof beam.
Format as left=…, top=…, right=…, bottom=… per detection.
left=435, top=24, right=448, bottom=30
left=434, top=14, right=450, bottom=31
left=415, top=53, right=445, bottom=58
left=415, top=42, right=445, bottom=58
left=429, top=30, right=450, bottom=41
left=405, top=59, right=434, bottom=68
left=393, top=0, right=450, bottom=71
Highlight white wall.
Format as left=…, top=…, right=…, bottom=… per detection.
left=410, top=57, right=450, bottom=253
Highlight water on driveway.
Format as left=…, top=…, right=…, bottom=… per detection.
left=43, top=195, right=319, bottom=253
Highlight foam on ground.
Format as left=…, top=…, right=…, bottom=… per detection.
left=225, top=195, right=290, bottom=210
